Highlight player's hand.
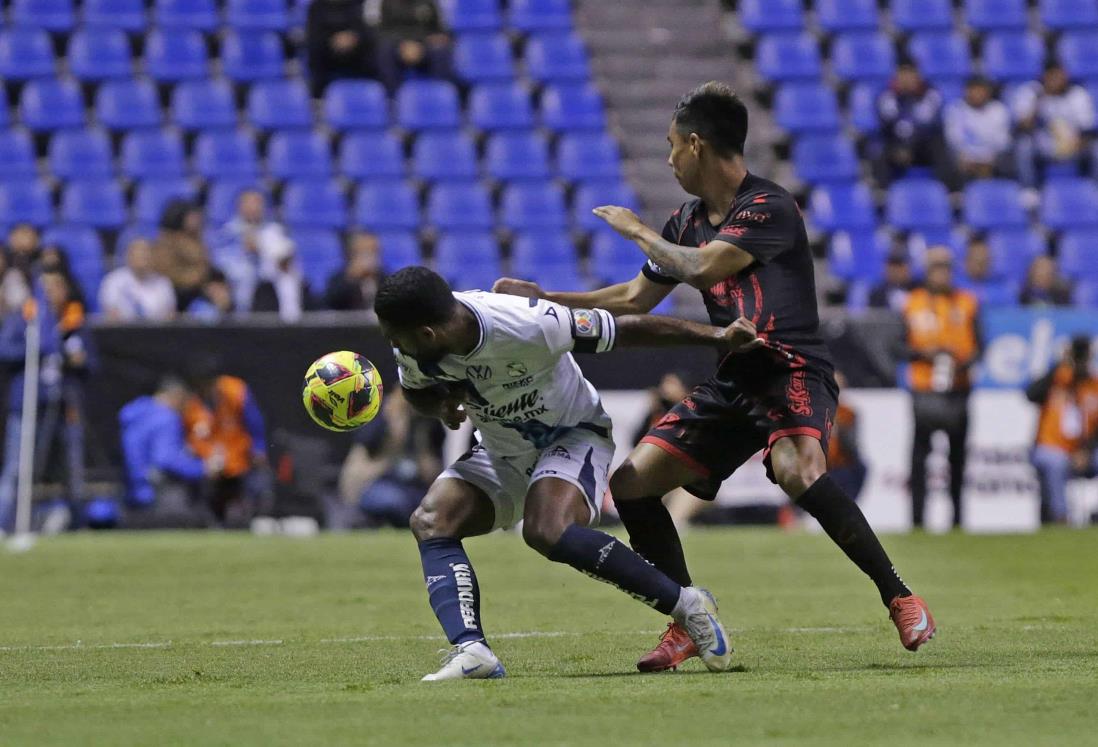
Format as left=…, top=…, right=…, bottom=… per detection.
left=439, top=400, right=467, bottom=430
left=718, top=316, right=765, bottom=353
left=492, top=277, right=544, bottom=299
left=592, top=205, right=646, bottom=240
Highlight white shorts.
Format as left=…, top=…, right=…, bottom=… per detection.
left=438, top=427, right=614, bottom=530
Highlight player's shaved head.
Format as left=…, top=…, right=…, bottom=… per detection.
left=376, top=266, right=457, bottom=330
left=672, top=81, right=748, bottom=158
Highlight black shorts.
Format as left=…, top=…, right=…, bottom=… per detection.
left=640, top=358, right=838, bottom=499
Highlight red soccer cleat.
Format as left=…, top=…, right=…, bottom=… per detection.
left=889, top=594, right=937, bottom=652
left=637, top=622, right=698, bottom=672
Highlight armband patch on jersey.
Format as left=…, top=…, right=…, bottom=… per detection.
left=570, top=308, right=615, bottom=354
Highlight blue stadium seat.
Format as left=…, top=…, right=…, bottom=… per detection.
left=540, top=83, right=605, bottom=131
left=1058, top=230, right=1098, bottom=279
left=115, top=223, right=159, bottom=251
left=11, top=0, right=75, bottom=32
left=1058, top=31, right=1098, bottom=81
left=525, top=32, right=590, bottom=84
left=121, top=129, right=186, bottom=179
left=965, top=0, right=1028, bottom=31
left=511, top=257, right=584, bottom=290
left=413, top=131, right=478, bottom=182
left=339, top=132, right=406, bottom=180
left=70, top=256, right=105, bottom=306
left=0, top=181, right=53, bottom=226
left=908, top=33, right=971, bottom=86
left=0, top=104, right=9, bottom=130
left=775, top=83, right=841, bottom=134
left=1041, top=178, right=1098, bottom=230
left=791, top=134, right=859, bottom=184
left=83, top=0, right=146, bottom=32
left=891, top=0, right=954, bottom=32
left=963, top=180, right=1028, bottom=231
left=41, top=226, right=104, bottom=262
left=20, top=78, right=84, bottom=132
left=247, top=79, right=313, bottom=130
left=831, top=32, right=895, bottom=85
left=987, top=229, right=1047, bottom=281
left=590, top=231, right=643, bottom=284
left=171, top=78, right=237, bottom=131
left=48, top=128, right=114, bottom=180
left=69, top=29, right=133, bottom=82
left=323, top=80, right=389, bottom=132
left=511, top=232, right=578, bottom=268
left=485, top=131, right=551, bottom=181
left=222, top=31, right=285, bottom=82
left=95, top=78, right=161, bottom=130
left=0, top=129, right=38, bottom=180
left=848, top=83, right=882, bottom=135
left=500, top=182, right=567, bottom=231
left=435, top=231, right=501, bottom=289
left=375, top=231, right=421, bottom=272
left=428, top=183, right=494, bottom=231
left=290, top=228, right=342, bottom=292
left=282, top=179, right=347, bottom=229
left=827, top=230, right=890, bottom=282
left=509, top=0, right=572, bottom=32
left=557, top=132, right=622, bottom=182
left=354, top=180, right=420, bottom=231
left=226, top=0, right=290, bottom=31
left=442, top=0, right=502, bottom=32
left=572, top=181, right=639, bottom=232
left=267, top=131, right=333, bottom=180
left=809, top=182, right=877, bottom=232
left=396, top=80, right=461, bottom=131
left=1040, top=0, right=1098, bottom=30
left=755, top=33, right=822, bottom=82
left=454, top=32, right=514, bottom=83
left=469, top=82, right=535, bottom=131
left=133, top=178, right=196, bottom=224
left=983, top=32, right=1045, bottom=82
left=204, top=179, right=257, bottom=224
left=886, top=178, right=952, bottom=232
left=194, top=130, right=260, bottom=179
left=816, top=0, right=879, bottom=33
left=1073, top=279, right=1098, bottom=307
left=0, top=28, right=54, bottom=81
left=739, top=0, right=804, bottom=33
left=145, top=29, right=208, bottom=83
left=61, top=179, right=126, bottom=229
left=155, top=0, right=219, bottom=31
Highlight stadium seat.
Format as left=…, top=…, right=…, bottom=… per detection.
left=886, top=178, right=952, bottom=232
left=827, top=230, right=891, bottom=281
left=540, top=83, right=606, bottom=131
left=194, top=130, right=260, bottom=179
left=815, top=0, right=879, bottom=33
left=572, top=181, right=639, bottom=232
left=435, top=231, right=502, bottom=289
left=0, top=104, right=9, bottom=130
left=1057, top=31, right=1098, bottom=81
left=0, top=181, right=53, bottom=226
left=205, top=179, right=257, bottom=225
left=68, top=29, right=133, bottom=82
left=11, top=0, right=76, bottom=33
left=1039, top=0, right=1098, bottom=30
left=484, top=131, right=551, bottom=182
left=41, top=225, right=104, bottom=262
left=375, top=231, right=422, bottom=272
left=266, top=131, right=333, bottom=180
left=848, top=83, right=882, bottom=135
left=908, top=33, right=972, bottom=86
left=115, top=223, right=158, bottom=251
left=226, top=0, right=290, bottom=31
left=0, top=27, right=54, bottom=81
left=171, top=78, right=237, bottom=131
left=428, top=183, right=494, bottom=231
left=323, top=80, right=389, bottom=132
left=509, top=0, right=572, bottom=31
left=809, top=182, right=876, bottom=232
left=413, top=131, right=479, bottom=182
left=338, top=132, right=406, bottom=180
left=590, top=231, right=643, bottom=284
left=222, top=31, right=285, bottom=82
left=155, top=0, right=219, bottom=31
left=1057, top=230, right=1098, bottom=279
left=20, top=78, right=84, bottom=132
left=831, top=32, right=895, bottom=85
left=61, top=179, right=126, bottom=229
left=499, top=182, right=568, bottom=231
left=525, top=32, right=590, bottom=83
left=396, top=80, right=461, bottom=131
left=247, top=79, right=313, bottom=130
left=0, top=129, right=38, bottom=180
left=1073, top=279, right=1098, bottom=307
left=891, top=0, right=954, bottom=32
left=145, top=29, right=208, bottom=83
left=95, top=78, right=162, bottom=130
left=755, top=33, right=822, bottom=82
left=962, top=180, right=1028, bottom=231
left=557, top=132, right=622, bottom=182
left=132, top=178, right=196, bottom=224
left=291, top=228, right=342, bottom=292
left=791, top=134, right=859, bottom=184
left=48, top=128, right=114, bottom=180
left=354, top=180, right=420, bottom=231
left=442, top=0, right=502, bottom=32
left=282, top=179, right=347, bottom=229
left=454, top=32, right=515, bottom=83
left=774, top=83, right=841, bottom=134
left=965, top=0, right=1028, bottom=31
left=983, top=32, right=1045, bottom=82
left=987, top=229, right=1047, bottom=281
left=738, top=0, right=804, bottom=33
left=469, top=82, right=535, bottom=131
left=1041, top=178, right=1098, bottom=230
left=511, top=232, right=578, bottom=269
left=83, top=0, right=146, bottom=32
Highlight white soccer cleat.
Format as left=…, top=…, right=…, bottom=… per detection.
left=421, top=640, right=506, bottom=682
left=672, top=587, right=734, bottom=672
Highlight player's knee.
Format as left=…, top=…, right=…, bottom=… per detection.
left=410, top=505, right=451, bottom=541
left=776, top=458, right=826, bottom=500
left=608, top=461, right=642, bottom=503
left=521, top=517, right=565, bottom=556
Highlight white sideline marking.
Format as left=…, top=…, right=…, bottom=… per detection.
left=210, top=639, right=284, bottom=647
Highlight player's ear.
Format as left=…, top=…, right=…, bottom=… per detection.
left=688, top=132, right=703, bottom=157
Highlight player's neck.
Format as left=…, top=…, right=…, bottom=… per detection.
left=697, top=157, right=748, bottom=220
left=450, top=304, right=482, bottom=357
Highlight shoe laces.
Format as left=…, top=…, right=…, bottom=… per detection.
left=435, top=645, right=461, bottom=667
left=891, top=598, right=922, bottom=627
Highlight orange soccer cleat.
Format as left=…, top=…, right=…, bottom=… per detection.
left=889, top=594, right=937, bottom=652
left=636, top=622, right=698, bottom=672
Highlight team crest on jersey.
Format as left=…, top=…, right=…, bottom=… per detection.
left=571, top=308, right=600, bottom=337
left=507, top=362, right=527, bottom=377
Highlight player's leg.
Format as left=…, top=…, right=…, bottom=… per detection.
left=909, top=397, right=934, bottom=529
left=945, top=404, right=970, bottom=529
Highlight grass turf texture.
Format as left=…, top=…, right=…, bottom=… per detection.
left=1, top=529, right=1095, bottom=746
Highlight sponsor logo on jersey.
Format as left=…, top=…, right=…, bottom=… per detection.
left=473, top=390, right=543, bottom=421
left=465, top=365, right=492, bottom=381
left=506, top=362, right=528, bottom=377
left=451, top=563, right=478, bottom=630
left=546, top=445, right=571, bottom=460
left=734, top=209, right=770, bottom=223
left=502, top=374, right=533, bottom=390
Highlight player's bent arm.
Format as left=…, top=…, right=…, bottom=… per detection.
left=495, top=272, right=673, bottom=316
left=401, top=383, right=467, bottom=430
left=630, top=225, right=755, bottom=288
left=614, top=314, right=764, bottom=353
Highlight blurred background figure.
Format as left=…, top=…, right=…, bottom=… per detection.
left=828, top=371, right=866, bottom=502
left=1019, top=256, right=1072, bottom=307
left=1026, top=337, right=1098, bottom=525
left=957, top=237, right=1014, bottom=307
left=1013, top=62, right=1096, bottom=188
left=213, top=189, right=291, bottom=313
left=868, top=251, right=915, bottom=312
left=945, top=75, right=1013, bottom=181
left=306, top=0, right=378, bottom=97
left=186, top=269, right=235, bottom=322
left=5, top=224, right=43, bottom=283
left=250, top=234, right=314, bottom=322
left=372, top=0, right=452, bottom=92
left=325, top=231, right=384, bottom=312
left=99, top=238, right=176, bottom=321
left=874, top=61, right=953, bottom=187
left=153, top=200, right=210, bottom=312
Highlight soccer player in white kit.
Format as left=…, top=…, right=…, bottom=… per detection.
left=375, top=267, right=762, bottom=680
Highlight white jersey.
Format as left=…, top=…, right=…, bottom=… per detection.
left=395, top=292, right=617, bottom=457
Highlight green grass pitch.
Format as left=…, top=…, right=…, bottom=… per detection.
left=1, top=528, right=1096, bottom=746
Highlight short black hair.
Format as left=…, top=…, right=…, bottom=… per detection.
left=375, top=266, right=456, bottom=328
left=672, top=81, right=748, bottom=158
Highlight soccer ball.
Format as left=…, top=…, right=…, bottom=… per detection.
left=302, top=351, right=383, bottom=432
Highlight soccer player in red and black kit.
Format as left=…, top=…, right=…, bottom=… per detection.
left=494, top=82, right=936, bottom=671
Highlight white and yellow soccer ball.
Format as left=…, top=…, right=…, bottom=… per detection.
left=301, top=351, right=383, bottom=432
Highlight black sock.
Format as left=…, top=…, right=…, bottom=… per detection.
left=795, top=474, right=911, bottom=606
left=547, top=525, right=682, bottom=615
left=614, top=496, right=693, bottom=587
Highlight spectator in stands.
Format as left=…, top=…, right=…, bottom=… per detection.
left=945, top=75, right=1013, bottom=181
left=186, top=269, right=235, bottom=322
left=5, top=224, right=42, bottom=283
left=325, top=230, right=384, bottom=312
left=372, top=0, right=452, bottom=91
left=98, top=238, right=177, bottom=321
left=1020, top=255, right=1072, bottom=307
left=902, top=247, right=982, bottom=529
left=874, top=61, right=954, bottom=187
left=0, top=250, right=30, bottom=315
left=828, top=371, right=867, bottom=502
left=1013, top=62, right=1096, bottom=187
left=868, top=251, right=916, bottom=312
left=213, top=189, right=292, bottom=313
left=250, top=234, right=315, bottom=322
left=1026, top=336, right=1098, bottom=524
left=957, top=237, right=1012, bottom=306
left=306, top=0, right=380, bottom=97
left=153, top=199, right=211, bottom=312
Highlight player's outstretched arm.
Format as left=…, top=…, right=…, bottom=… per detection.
left=492, top=271, right=673, bottom=316
left=614, top=314, right=764, bottom=353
